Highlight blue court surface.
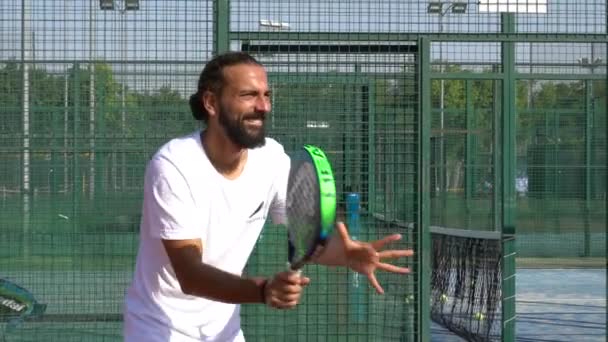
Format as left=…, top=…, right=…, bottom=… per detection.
left=431, top=268, right=606, bottom=341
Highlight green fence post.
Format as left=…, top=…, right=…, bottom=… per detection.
left=367, top=81, right=376, bottom=214
left=493, top=68, right=501, bottom=231
left=465, top=80, right=474, bottom=228
left=213, top=0, right=230, bottom=54
left=95, top=67, right=106, bottom=197
left=583, top=80, right=592, bottom=257
left=418, top=36, right=431, bottom=342
left=72, top=63, right=80, bottom=234
left=501, top=13, right=517, bottom=342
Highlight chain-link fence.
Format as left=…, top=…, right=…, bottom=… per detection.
left=1, top=1, right=606, bottom=341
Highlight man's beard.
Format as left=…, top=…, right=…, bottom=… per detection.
left=218, top=105, right=266, bottom=149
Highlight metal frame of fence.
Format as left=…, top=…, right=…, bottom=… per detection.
left=0, top=1, right=606, bottom=341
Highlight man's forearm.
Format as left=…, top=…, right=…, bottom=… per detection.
left=179, top=262, right=266, bottom=304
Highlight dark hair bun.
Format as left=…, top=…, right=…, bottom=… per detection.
left=189, top=93, right=206, bottom=121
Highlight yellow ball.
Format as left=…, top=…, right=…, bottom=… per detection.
left=440, top=294, right=448, bottom=303
left=474, top=312, right=485, bottom=321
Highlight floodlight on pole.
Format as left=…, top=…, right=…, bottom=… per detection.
left=451, top=2, right=467, bottom=14
left=428, top=1, right=468, bottom=15
left=99, top=0, right=114, bottom=10
left=427, top=2, right=444, bottom=14
left=578, top=56, right=603, bottom=75
left=427, top=1, right=468, bottom=196
left=578, top=57, right=603, bottom=67
left=97, top=0, right=140, bottom=190
left=259, top=19, right=290, bottom=30
left=101, top=0, right=140, bottom=12
left=125, top=0, right=139, bottom=11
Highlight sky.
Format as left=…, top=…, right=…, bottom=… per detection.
left=0, top=0, right=605, bottom=92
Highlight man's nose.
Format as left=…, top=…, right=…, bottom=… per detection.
left=255, top=96, right=271, bottom=113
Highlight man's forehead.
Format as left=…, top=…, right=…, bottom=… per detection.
left=223, top=64, right=267, bottom=84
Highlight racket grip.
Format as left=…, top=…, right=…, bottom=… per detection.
left=285, top=262, right=302, bottom=276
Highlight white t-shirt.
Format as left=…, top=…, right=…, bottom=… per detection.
left=124, top=131, right=289, bottom=342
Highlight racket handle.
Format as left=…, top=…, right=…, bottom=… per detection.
left=285, top=262, right=302, bottom=276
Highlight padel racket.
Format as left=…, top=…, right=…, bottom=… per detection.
left=286, top=144, right=337, bottom=271
left=0, top=278, right=46, bottom=332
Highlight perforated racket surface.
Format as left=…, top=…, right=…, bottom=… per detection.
left=286, top=145, right=337, bottom=271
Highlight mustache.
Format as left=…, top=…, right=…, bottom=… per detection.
left=242, top=112, right=266, bottom=121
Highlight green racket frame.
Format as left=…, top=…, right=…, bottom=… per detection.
left=302, top=144, right=337, bottom=240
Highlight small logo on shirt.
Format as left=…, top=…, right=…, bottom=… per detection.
left=248, top=201, right=264, bottom=218
left=246, top=201, right=266, bottom=223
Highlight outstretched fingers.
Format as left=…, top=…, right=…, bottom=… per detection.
left=366, top=273, right=384, bottom=294
left=378, top=249, right=414, bottom=259
left=375, top=249, right=413, bottom=274
left=370, top=234, right=402, bottom=250
left=336, top=222, right=351, bottom=242
left=375, top=262, right=411, bottom=274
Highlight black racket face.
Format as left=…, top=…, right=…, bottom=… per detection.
left=286, top=146, right=337, bottom=270
left=286, top=151, right=321, bottom=269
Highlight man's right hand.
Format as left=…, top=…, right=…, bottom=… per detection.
left=263, top=271, right=310, bottom=309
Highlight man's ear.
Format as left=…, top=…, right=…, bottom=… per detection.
left=202, top=91, right=218, bottom=119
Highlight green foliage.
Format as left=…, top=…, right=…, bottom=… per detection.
left=0, top=61, right=23, bottom=133
left=0, top=61, right=604, bottom=201
left=133, top=85, right=192, bottom=136
left=517, top=80, right=592, bottom=150
left=0, top=61, right=194, bottom=146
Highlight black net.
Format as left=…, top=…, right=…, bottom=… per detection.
left=430, top=227, right=503, bottom=342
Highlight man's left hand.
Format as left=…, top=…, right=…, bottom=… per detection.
left=335, top=222, right=414, bottom=294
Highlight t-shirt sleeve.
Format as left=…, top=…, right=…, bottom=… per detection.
left=269, top=148, right=290, bottom=225
left=142, top=156, right=200, bottom=240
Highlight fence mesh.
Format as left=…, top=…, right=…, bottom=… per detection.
left=0, top=0, right=606, bottom=341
